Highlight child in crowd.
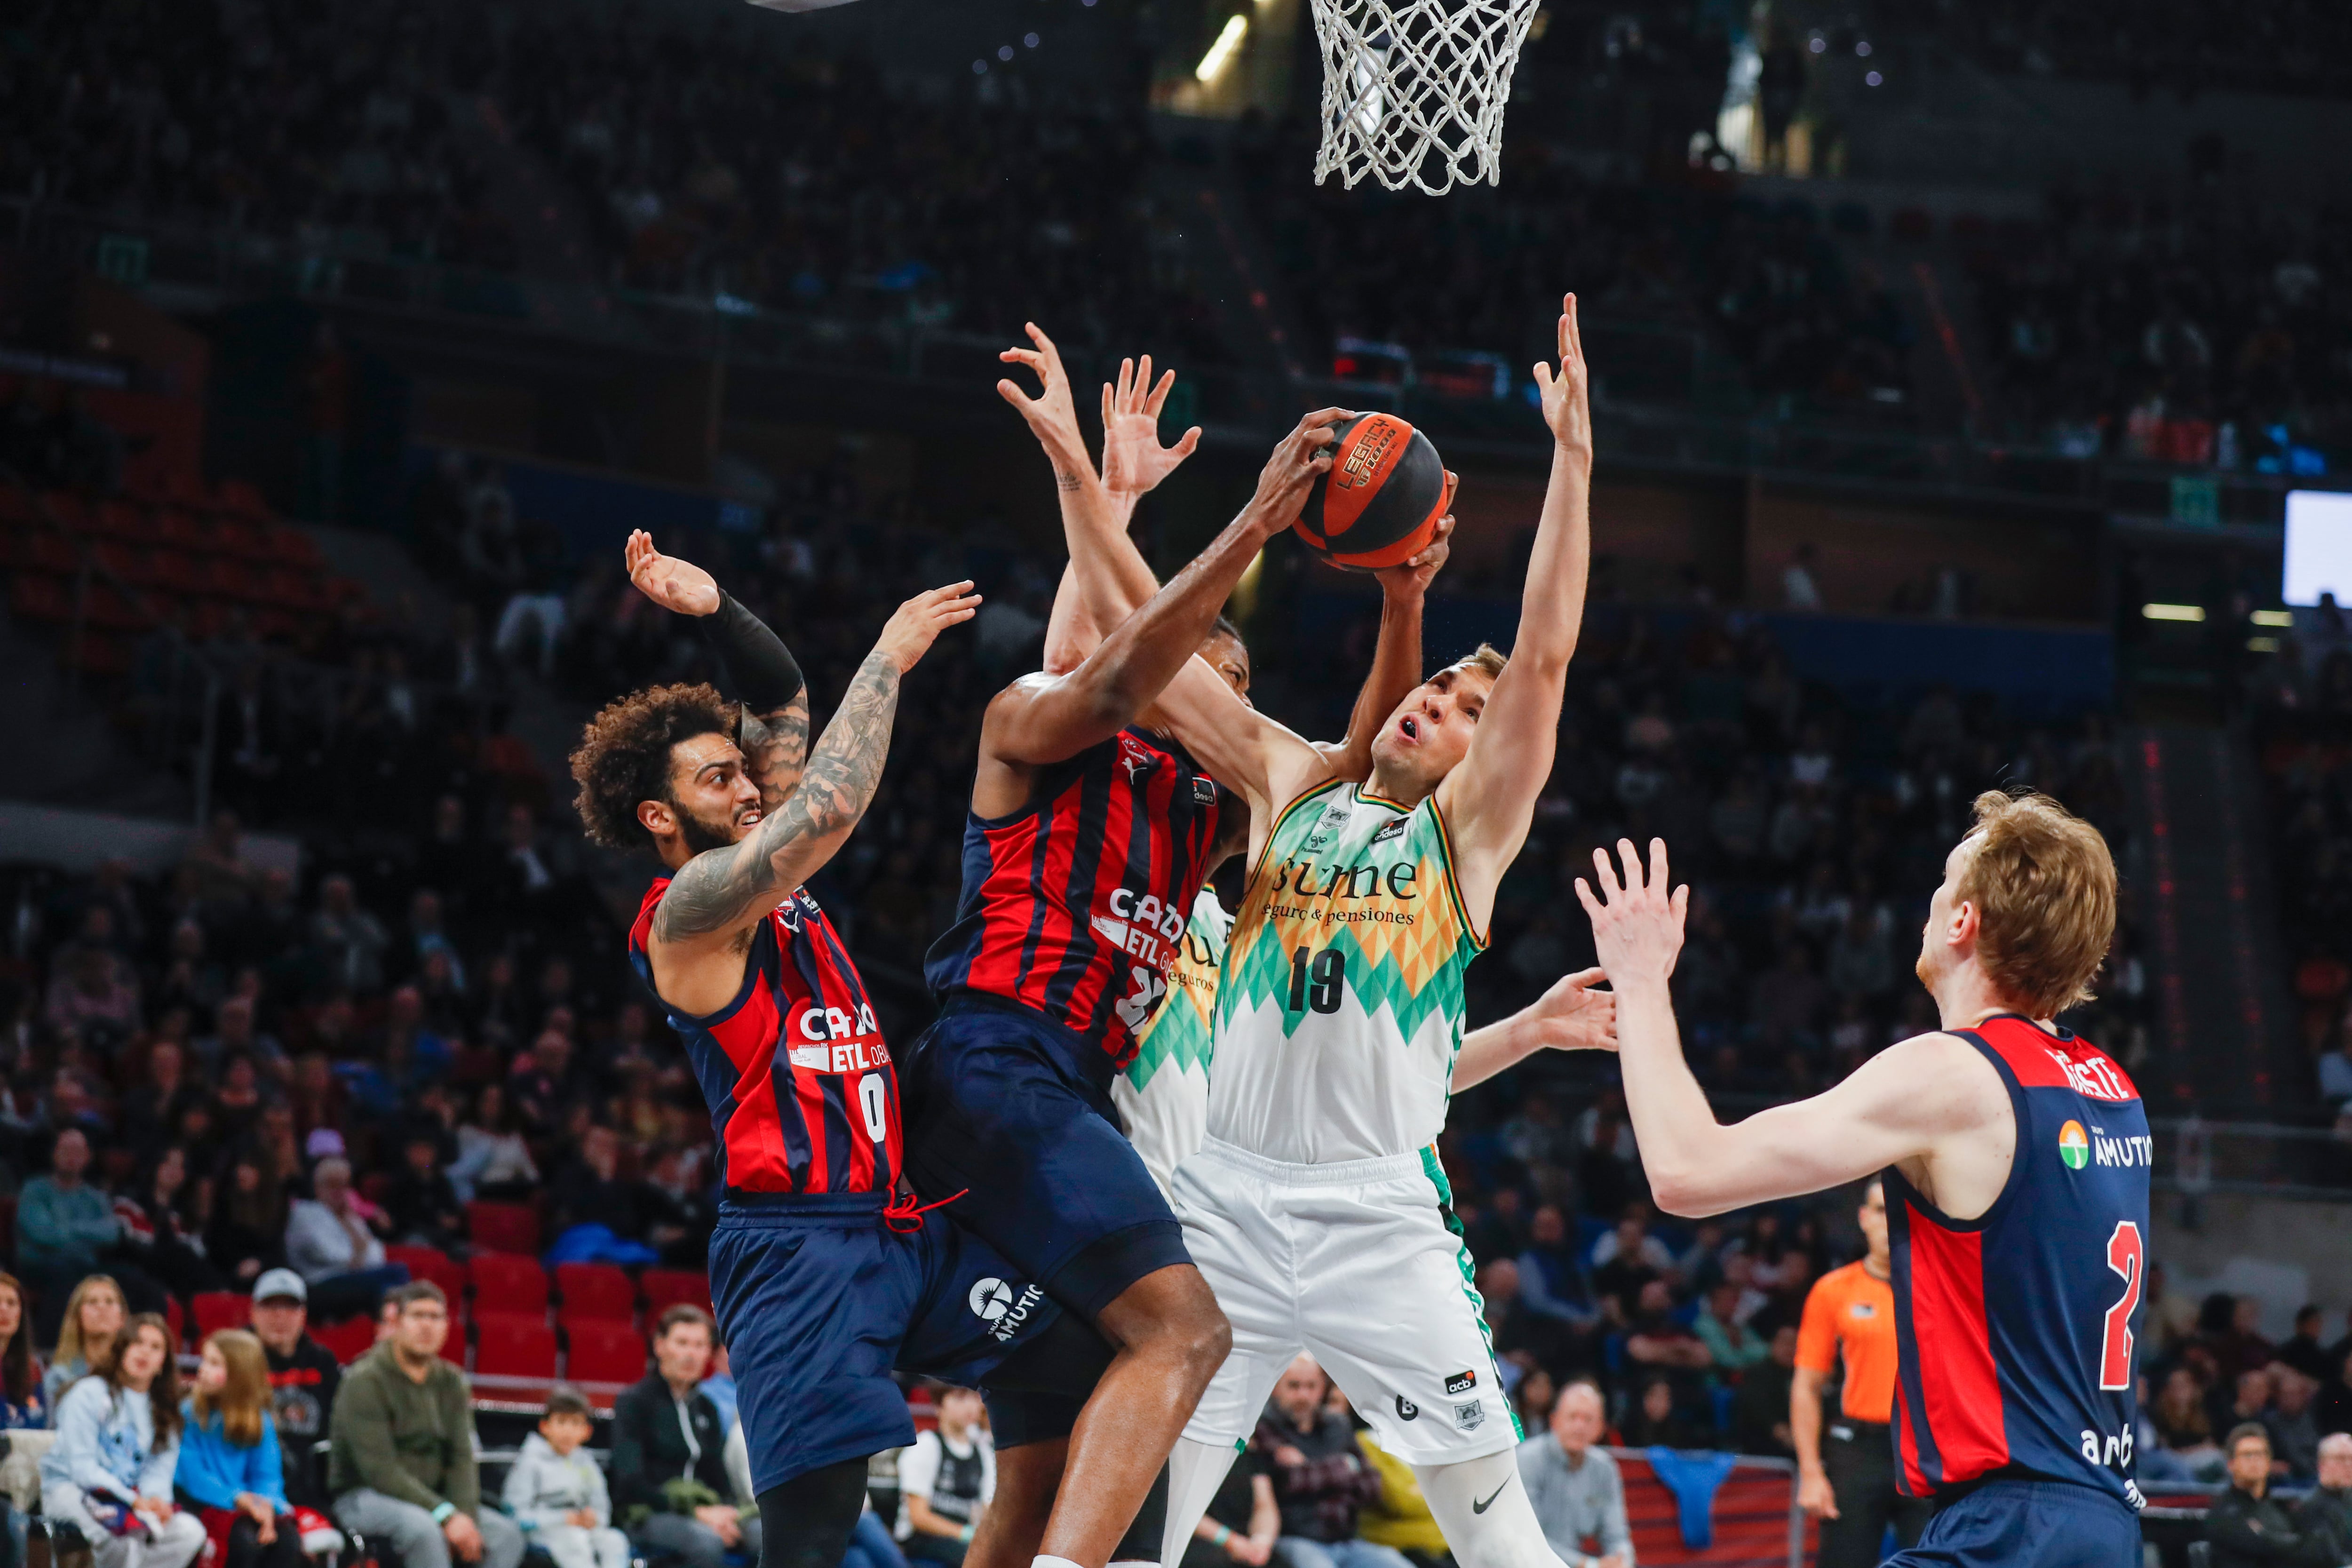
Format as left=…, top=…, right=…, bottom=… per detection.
left=39, top=1313, right=206, bottom=1568
left=178, top=1329, right=301, bottom=1568
left=503, top=1388, right=628, bottom=1568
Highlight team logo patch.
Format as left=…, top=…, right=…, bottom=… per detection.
left=1848, top=1302, right=1877, bottom=1320
left=968, top=1277, right=1045, bottom=1343
left=1444, top=1371, right=1477, bottom=1396
left=1120, top=738, right=1157, bottom=781
left=1394, top=1396, right=1419, bottom=1421
left=1192, top=778, right=1218, bottom=804
left=1453, top=1400, right=1485, bottom=1432
left=2058, top=1120, right=2090, bottom=1170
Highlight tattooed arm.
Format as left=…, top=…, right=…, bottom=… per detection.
left=737, top=696, right=811, bottom=814
left=647, top=585, right=979, bottom=988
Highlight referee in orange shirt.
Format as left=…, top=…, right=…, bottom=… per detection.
left=1791, top=1179, right=1930, bottom=1568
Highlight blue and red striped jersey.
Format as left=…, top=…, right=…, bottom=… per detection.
left=1886, top=1015, right=2151, bottom=1512
left=924, top=726, right=1225, bottom=1074
left=629, top=877, right=901, bottom=1197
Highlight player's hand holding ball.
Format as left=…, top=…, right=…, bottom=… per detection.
left=1534, top=291, right=1594, bottom=471
left=1574, top=837, right=1689, bottom=989
left=1370, top=478, right=1457, bottom=600
left=875, top=581, right=984, bottom=673
left=1243, top=408, right=1349, bottom=535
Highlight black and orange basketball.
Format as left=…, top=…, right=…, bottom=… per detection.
left=1293, top=412, right=1449, bottom=571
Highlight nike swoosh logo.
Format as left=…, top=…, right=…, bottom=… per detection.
left=1473, top=1483, right=1507, bottom=1514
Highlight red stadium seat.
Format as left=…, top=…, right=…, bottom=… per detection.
left=465, top=1201, right=540, bottom=1256
left=475, top=1312, right=559, bottom=1379
left=563, top=1320, right=647, bottom=1385
left=440, top=1312, right=470, bottom=1367
left=165, top=1297, right=185, bottom=1343
left=313, top=1316, right=378, bottom=1366
left=469, top=1251, right=549, bottom=1315
left=385, top=1245, right=469, bottom=1301
left=553, top=1264, right=636, bottom=1323
left=10, top=575, right=73, bottom=624
left=191, top=1292, right=252, bottom=1338
left=639, top=1269, right=713, bottom=1320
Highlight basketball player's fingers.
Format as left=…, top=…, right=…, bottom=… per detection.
left=1560, top=965, right=1608, bottom=989
left=1669, top=883, right=1690, bottom=925
left=1557, top=293, right=1575, bottom=361
left=1136, top=355, right=1154, bottom=410
left=1573, top=877, right=1603, bottom=920
left=1146, top=367, right=1177, bottom=420
left=994, top=379, right=1041, bottom=416
left=1532, top=360, right=1556, bottom=393
left=1647, top=835, right=1670, bottom=893
left=1615, top=838, right=1645, bottom=893
left=1590, top=845, right=1622, bottom=900
left=1116, top=357, right=1136, bottom=409
left=1301, top=406, right=1352, bottom=430
left=1025, top=320, right=1060, bottom=363
left=1101, top=380, right=1117, bottom=429
left=999, top=348, right=1048, bottom=379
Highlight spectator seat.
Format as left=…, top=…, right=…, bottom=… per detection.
left=385, top=1244, right=468, bottom=1300
left=470, top=1252, right=550, bottom=1315
left=563, top=1320, right=648, bottom=1386
left=553, top=1263, right=635, bottom=1323
left=191, top=1291, right=253, bottom=1338
left=467, top=1201, right=540, bottom=1255
left=475, top=1312, right=559, bottom=1382
left=314, top=1315, right=378, bottom=1366
left=639, top=1269, right=713, bottom=1320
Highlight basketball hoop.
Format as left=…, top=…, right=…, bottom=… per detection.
left=1308, top=0, right=1542, bottom=195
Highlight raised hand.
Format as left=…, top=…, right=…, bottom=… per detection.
left=1519, top=965, right=1619, bottom=1053
left=1243, top=407, right=1348, bottom=536
left=996, top=322, right=1087, bottom=473
left=874, top=581, right=983, bottom=672
left=625, top=529, right=720, bottom=617
left=1574, top=837, right=1689, bottom=988
left=1100, top=354, right=1202, bottom=497
left=1371, top=472, right=1458, bottom=598
left=1533, top=292, right=1594, bottom=469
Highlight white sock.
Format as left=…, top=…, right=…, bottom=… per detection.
left=1161, top=1436, right=1240, bottom=1568
left=1414, top=1450, right=1574, bottom=1568
left=1033, top=1557, right=1088, bottom=1568
left=1110, top=1560, right=1160, bottom=1568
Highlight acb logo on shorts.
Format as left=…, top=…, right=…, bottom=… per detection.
left=968, top=1276, right=1046, bottom=1344
left=1444, top=1370, right=1477, bottom=1396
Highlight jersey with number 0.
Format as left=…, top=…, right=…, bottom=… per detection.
left=1884, top=1015, right=2151, bottom=1512
left=1112, top=889, right=1231, bottom=1196
left=1207, top=781, right=1487, bottom=1164
left=629, top=877, right=898, bottom=1197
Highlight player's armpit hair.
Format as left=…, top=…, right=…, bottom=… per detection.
left=569, top=682, right=736, bottom=849
left=652, top=652, right=903, bottom=943
left=1958, top=789, right=2117, bottom=1019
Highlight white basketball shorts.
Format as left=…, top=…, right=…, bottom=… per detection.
left=1172, top=1135, right=1522, bottom=1465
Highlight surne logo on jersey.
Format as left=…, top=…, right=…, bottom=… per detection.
left=2046, top=1049, right=2134, bottom=1102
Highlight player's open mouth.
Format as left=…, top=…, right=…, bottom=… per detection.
left=739, top=809, right=763, bottom=827
left=1398, top=716, right=1422, bottom=743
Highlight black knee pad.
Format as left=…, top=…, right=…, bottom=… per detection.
left=756, top=1458, right=871, bottom=1568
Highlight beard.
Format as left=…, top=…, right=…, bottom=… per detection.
left=673, top=800, right=743, bottom=856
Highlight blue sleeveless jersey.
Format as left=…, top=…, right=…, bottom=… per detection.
left=1884, top=1015, right=2151, bottom=1513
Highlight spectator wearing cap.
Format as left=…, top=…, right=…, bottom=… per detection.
left=329, top=1282, right=522, bottom=1568
left=611, top=1308, right=759, bottom=1568
left=286, top=1159, right=406, bottom=1321
left=249, top=1271, right=339, bottom=1512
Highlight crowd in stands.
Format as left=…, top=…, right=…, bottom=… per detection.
left=1967, top=191, right=2352, bottom=465
left=1233, top=115, right=1914, bottom=419
left=0, top=0, right=516, bottom=270
left=1924, top=0, right=2352, bottom=102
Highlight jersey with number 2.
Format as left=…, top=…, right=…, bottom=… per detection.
left=1884, top=1015, right=2151, bottom=1512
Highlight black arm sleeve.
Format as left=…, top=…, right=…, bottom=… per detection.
left=701, top=591, right=804, bottom=715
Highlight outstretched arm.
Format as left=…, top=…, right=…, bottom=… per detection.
left=651, top=584, right=978, bottom=949
left=625, top=531, right=811, bottom=810
left=1575, top=838, right=2008, bottom=1216
left=1450, top=966, right=1617, bottom=1090
left=1438, top=295, right=1596, bottom=930
left=982, top=411, right=1340, bottom=771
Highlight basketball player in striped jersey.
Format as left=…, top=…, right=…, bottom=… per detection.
left=1581, top=795, right=2145, bottom=1567
left=576, top=552, right=1112, bottom=1568
left=1124, top=295, right=1612, bottom=1568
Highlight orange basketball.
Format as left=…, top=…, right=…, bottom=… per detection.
left=1293, top=412, right=1449, bottom=571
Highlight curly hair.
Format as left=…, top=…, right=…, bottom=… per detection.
left=569, top=682, right=737, bottom=849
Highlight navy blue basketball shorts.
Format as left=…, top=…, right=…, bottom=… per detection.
left=1888, top=1480, right=2140, bottom=1568
left=900, top=996, right=1192, bottom=1321
left=708, top=1191, right=1061, bottom=1494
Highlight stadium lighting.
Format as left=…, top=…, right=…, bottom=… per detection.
left=2250, top=609, right=2294, bottom=627
left=2141, top=604, right=2205, bottom=622
left=1197, top=13, right=1248, bottom=82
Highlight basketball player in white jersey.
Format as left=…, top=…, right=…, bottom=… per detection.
left=993, top=326, right=1615, bottom=1568
left=1127, top=295, right=1611, bottom=1568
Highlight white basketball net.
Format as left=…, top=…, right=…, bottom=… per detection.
left=1309, top=0, right=1543, bottom=196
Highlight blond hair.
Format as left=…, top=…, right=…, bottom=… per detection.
left=193, top=1329, right=272, bottom=1449
left=1462, top=644, right=1508, bottom=681
left=56, top=1274, right=125, bottom=1372
left=1955, top=791, right=2116, bottom=1019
